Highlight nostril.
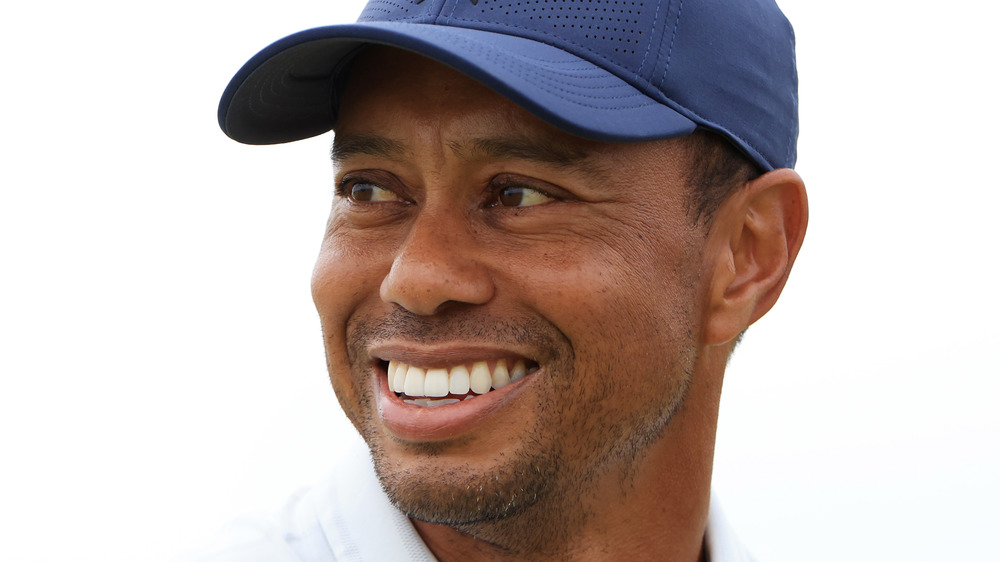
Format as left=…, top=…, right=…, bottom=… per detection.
left=379, top=234, right=496, bottom=315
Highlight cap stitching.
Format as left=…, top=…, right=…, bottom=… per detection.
left=519, top=80, right=655, bottom=109
left=359, top=12, right=436, bottom=21
left=657, top=0, right=681, bottom=89
left=445, top=0, right=460, bottom=22
left=504, top=67, right=658, bottom=91
left=635, top=0, right=662, bottom=80
left=470, top=46, right=654, bottom=106
left=360, top=0, right=427, bottom=19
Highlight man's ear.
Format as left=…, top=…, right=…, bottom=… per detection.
left=703, top=168, right=808, bottom=346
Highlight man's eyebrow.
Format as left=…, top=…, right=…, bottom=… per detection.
left=332, top=132, right=610, bottom=180
left=458, top=135, right=612, bottom=181
left=462, top=136, right=590, bottom=167
left=330, top=134, right=408, bottom=164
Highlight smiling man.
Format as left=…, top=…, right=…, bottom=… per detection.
left=213, top=1, right=806, bottom=560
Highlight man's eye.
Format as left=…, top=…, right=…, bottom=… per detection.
left=348, top=182, right=401, bottom=203
left=497, top=186, right=553, bottom=207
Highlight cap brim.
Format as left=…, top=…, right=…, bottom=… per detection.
left=219, top=22, right=697, bottom=145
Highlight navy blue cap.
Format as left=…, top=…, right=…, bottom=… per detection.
left=219, top=0, right=798, bottom=171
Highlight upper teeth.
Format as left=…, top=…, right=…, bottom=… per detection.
left=388, top=359, right=529, bottom=398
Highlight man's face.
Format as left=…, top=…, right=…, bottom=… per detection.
left=313, top=48, right=712, bottom=530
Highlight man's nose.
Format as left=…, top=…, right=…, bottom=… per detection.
left=379, top=210, right=495, bottom=316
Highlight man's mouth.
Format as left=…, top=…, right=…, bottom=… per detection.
left=383, top=359, right=539, bottom=407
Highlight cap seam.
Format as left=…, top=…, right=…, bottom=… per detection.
left=635, top=0, right=663, bottom=80
left=362, top=0, right=436, bottom=20
left=514, top=80, right=653, bottom=108
left=444, top=0, right=459, bottom=23
left=361, top=12, right=437, bottom=22
left=657, top=0, right=682, bottom=89
left=432, top=0, right=448, bottom=20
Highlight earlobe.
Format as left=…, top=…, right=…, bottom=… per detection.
left=703, top=169, right=808, bottom=346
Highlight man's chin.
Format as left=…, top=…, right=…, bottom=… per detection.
left=370, top=447, right=556, bottom=527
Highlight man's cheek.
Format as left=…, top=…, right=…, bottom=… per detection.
left=323, top=327, right=370, bottom=429
left=313, top=245, right=385, bottom=321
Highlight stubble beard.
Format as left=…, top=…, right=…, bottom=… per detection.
left=365, top=361, right=594, bottom=555
left=342, top=311, right=696, bottom=556
left=372, top=431, right=570, bottom=530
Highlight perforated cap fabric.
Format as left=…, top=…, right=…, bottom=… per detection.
left=219, top=0, right=798, bottom=171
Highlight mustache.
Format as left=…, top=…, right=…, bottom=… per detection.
left=347, top=308, right=567, bottom=359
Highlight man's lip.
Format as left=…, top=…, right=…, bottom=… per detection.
left=374, top=359, right=537, bottom=442
left=369, top=342, right=538, bottom=368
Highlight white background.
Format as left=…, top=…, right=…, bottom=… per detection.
left=2, top=1, right=998, bottom=560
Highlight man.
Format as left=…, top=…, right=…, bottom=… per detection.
left=210, top=0, right=806, bottom=560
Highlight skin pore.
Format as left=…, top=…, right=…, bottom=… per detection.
left=311, top=47, right=807, bottom=561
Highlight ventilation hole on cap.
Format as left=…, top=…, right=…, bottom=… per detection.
left=478, top=0, right=643, bottom=48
